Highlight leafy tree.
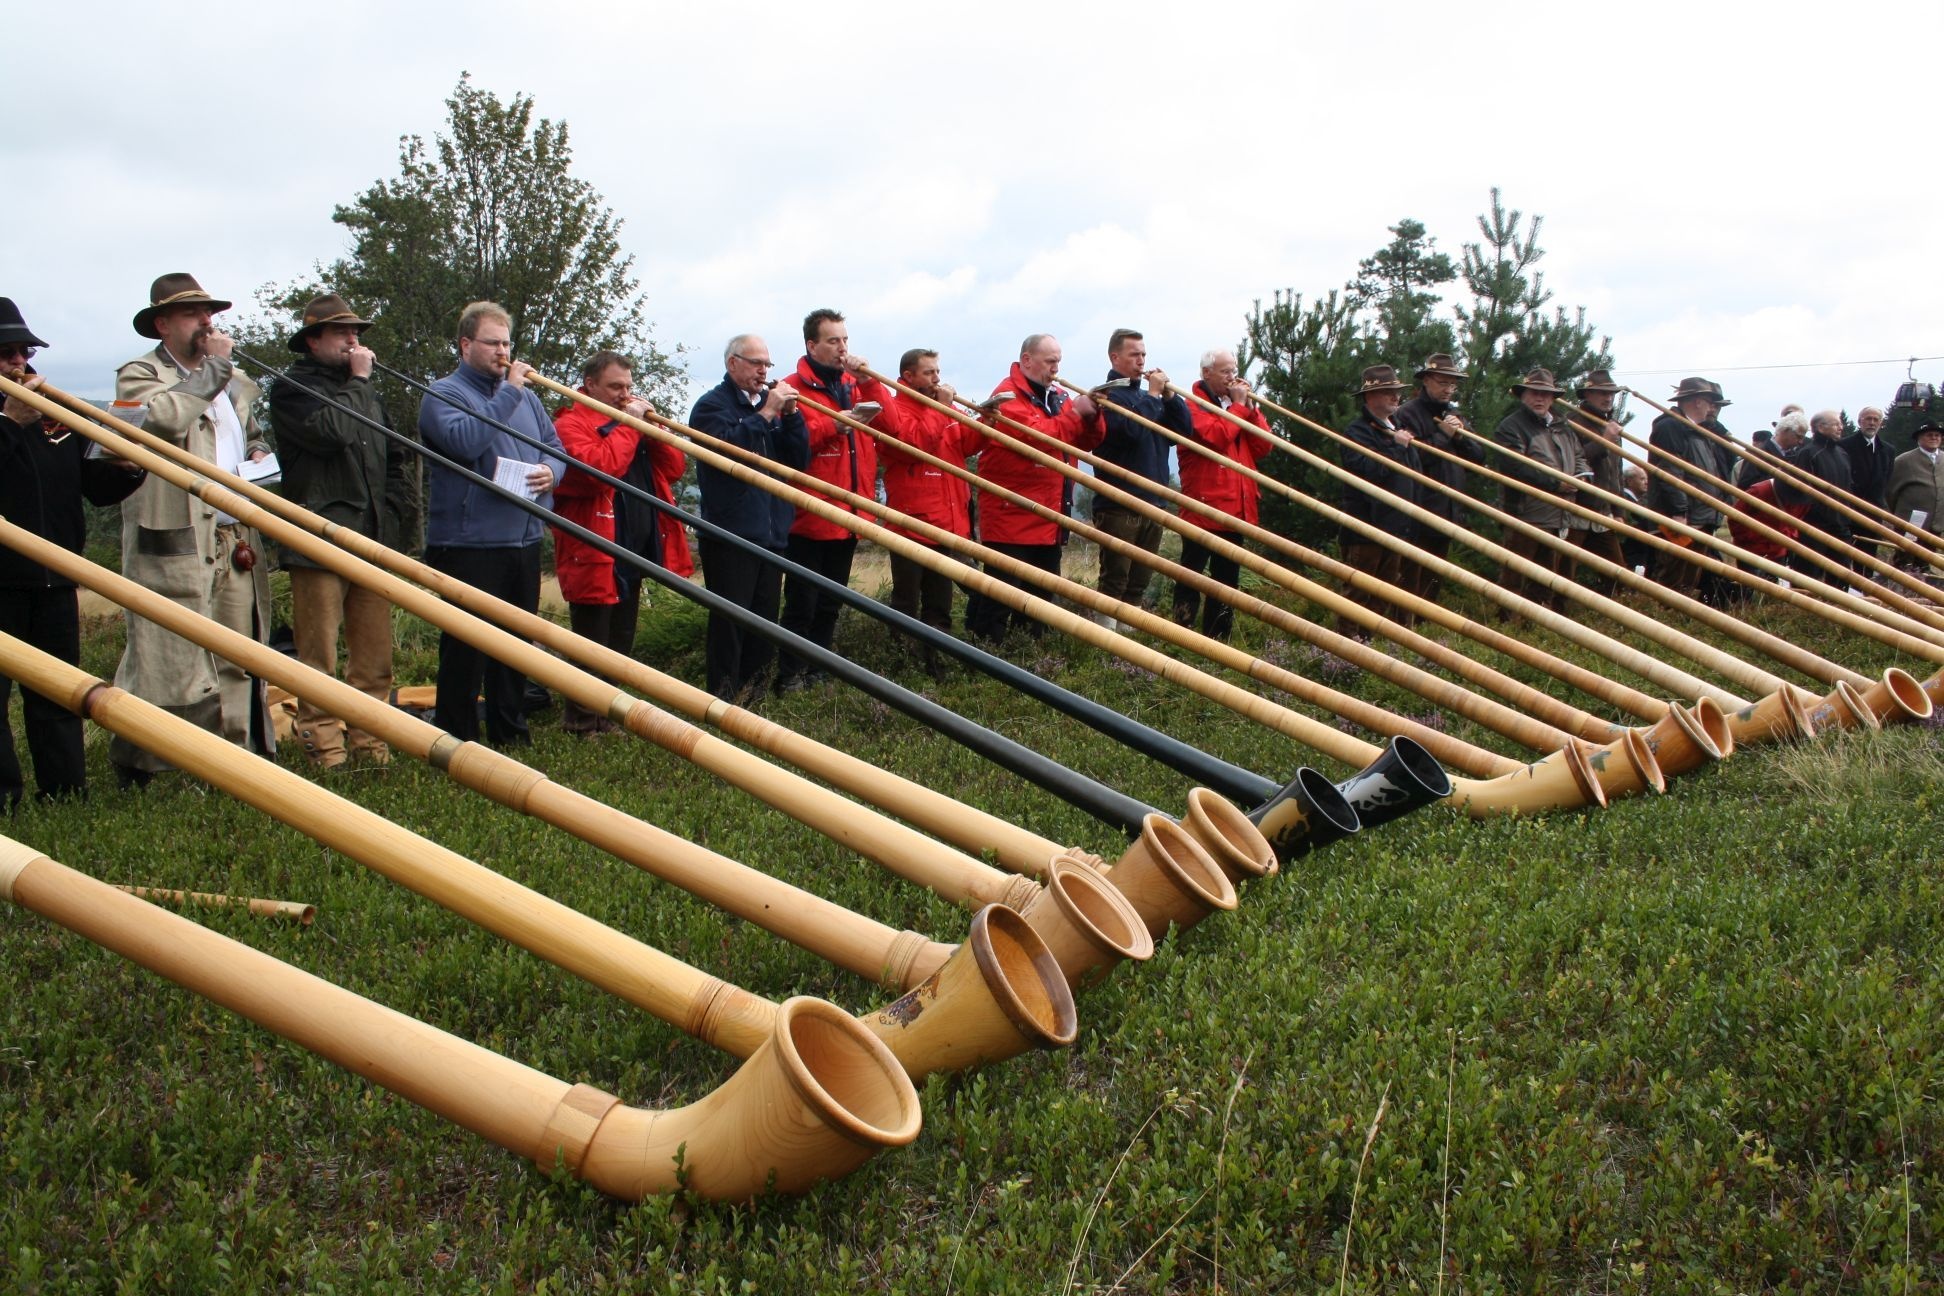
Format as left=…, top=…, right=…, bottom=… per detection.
left=1237, top=288, right=1371, bottom=541
left=248, top=74, right=683, bottom=427
left=1349, top=218, right=1458, bottom=372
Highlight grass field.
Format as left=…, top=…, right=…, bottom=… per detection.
left=2, top=539, right=1939, bottom=1293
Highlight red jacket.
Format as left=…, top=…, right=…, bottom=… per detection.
left=975, top=363, right=1105, bottom=546
left=785, top=356, right=893, bottom=541
left=550, top=402, right=694, bottom=604
left=1178, top=381, right=1271, bottom=531
left=1726, top=476, right=1804, bottom=563
left=872, top=393, right=986, bottom=542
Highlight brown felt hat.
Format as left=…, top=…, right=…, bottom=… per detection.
left=1511, top=367, right=1565, bottom=395
left=1355, top=364, right=1408, bottom=396
left=1414, top=353, right=1468, bottom=381
left=287, top=293, right=374, bottom=353
left=133, top=273, right=232, bottom=339
left=1670, top=376, right=1729, bottom=407
left=1576, top=369, right=1622, bottom=395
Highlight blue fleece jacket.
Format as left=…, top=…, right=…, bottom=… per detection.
left=418, top=364, right=568, bottom=548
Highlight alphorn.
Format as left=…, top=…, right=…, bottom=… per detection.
left=1192, top=384, right=1931, bottom=736
left=527, top=373, right=1616, bottom=818
left=880, top=368, right=1712, bottom=733
left=0, top=383, right=1197, bottom=974
left=0, top=514, right=1165, bottom=990
left=1627, top=388, right=1944, bottom=612
left=0, top=626, right=1076, bottom=1082
left=1431, top=407, right=1939, bottom=710
left=1551, top=397, right=1944, bottom=652
left=1575, top=398, right=1944, bottom=634
left=1, top=835, right=921, bottom=1201
left=823, top=382, right=1616, bottom=768
left=1630, top=386, right=1944, bottom=563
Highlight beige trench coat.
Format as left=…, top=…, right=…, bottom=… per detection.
left=111, top=347, right=275, bottom=768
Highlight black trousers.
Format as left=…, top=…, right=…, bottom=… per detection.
left=1171, top=537, right=1240, bottom=639
left=700, top=534, right=783, bottom=699
left=0, top=587, right=87, bottom=806
left=425, top=544, right=541, bottom=746
left=777, top=535, right=857, bottom=682
left=563, top=584, right=642, bottom=729
left=890, top=548, right=955, bottom=630
left=967, top=542, right=1064, bottom=642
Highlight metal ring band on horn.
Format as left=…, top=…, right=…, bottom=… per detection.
left=1724, top=686, right=1817, bottom=747
left=1016, top=854, right=1155, bottom=989
left=1246, top=766, right=1362, bottom=863
left=1180, top=789, right=1278, bottom=882
left=1102, top=815, right=1238, bottom=939
left=861, top=905, right=1076, bottom=1082
left=1635, top=698, right=1731, bottom=777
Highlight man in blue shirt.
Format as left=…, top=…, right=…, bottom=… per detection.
left=417, top=301, right=566, bottom=746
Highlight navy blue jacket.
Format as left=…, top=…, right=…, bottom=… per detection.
left=691, top=375, right=808, bottom=549
left=1095, top=371, right=1192, bottom=506
left=418, top=364, right=567, bottom=549
left=1337, top=410, right=1421, bottom=545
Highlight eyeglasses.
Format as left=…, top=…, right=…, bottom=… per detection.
left=0, top=344, right=37, bottom=362
left=730, top=354, right=772, bottom=369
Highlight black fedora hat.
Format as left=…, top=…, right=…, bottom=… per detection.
left=1510, top=367, right=1565, bottom=395
left=1354, top=364, right=1408, bottom=396
left=133, top=273, right=233, bottom=340
left=1414, top=352, right=1468, bottom=381
left=0, top=298, right=49, bottom=351
left=287, top=293, right=374, bottom=353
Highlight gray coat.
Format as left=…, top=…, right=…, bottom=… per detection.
left=111, top=347, right=274, bottom=760
left=1886, top=447, right=1944, bottom=536
left=1494, top=404, right=1589, bottom=532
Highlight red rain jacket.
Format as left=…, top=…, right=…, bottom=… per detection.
left=974, top=363, right=1105, bottom=546
left=1726, top=476, right=1805, bottom=563
left=551, top=401, right=693, bottom=604
left=784, top=356, right=894, bottom=541
left=1178, top=381, right=1271, bottom=531
left=871, top=393, right=986, bottom=542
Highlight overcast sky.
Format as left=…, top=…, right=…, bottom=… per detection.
left=9, top=0, right=1940, bottom=434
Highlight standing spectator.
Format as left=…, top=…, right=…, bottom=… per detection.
left=1885, top=422, right=1944, bottom=566
left=270, top=294, right=419, bottom=769
left=965, top=334, right=1102, bottom=643
left=112, top=274, right=275, bottom=786
left=1841, top=406, right=1895, bottom=512
left=1491, top=368, right=1586, bottom=614
left=1334, top=364, right=1419, bottom=634
left=550, top=350, right=686, bottom=734
left=1091, top=328, right=1193, bottom=615
left=1782, top=410, right=1856, bottom=576
left=690, top=334, right=807, bottom=701
left=872, top=347, right=982, bottom=637
left=1170, top=348, right=1268, bottom=640
left=417, top=301, right=566, bottom=747
left=1393, top=353, right=1482, bottom=601
left=773, top=309, right=895, bottom=692
left=0, top=300, right=145, bottom=806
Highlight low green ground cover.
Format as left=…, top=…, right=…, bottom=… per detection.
left=2, top=555, right=1938, bottom=1292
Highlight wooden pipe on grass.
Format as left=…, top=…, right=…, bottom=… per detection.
left=0, top=836, right=920, bottom=1201
left=0, top=630, right=1074, bottom=1083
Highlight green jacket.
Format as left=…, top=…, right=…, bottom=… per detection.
left=268, top=356, right=420, bottom=565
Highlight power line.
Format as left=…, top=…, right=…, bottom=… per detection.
left=1615, top=355, right=1944, bottom=377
